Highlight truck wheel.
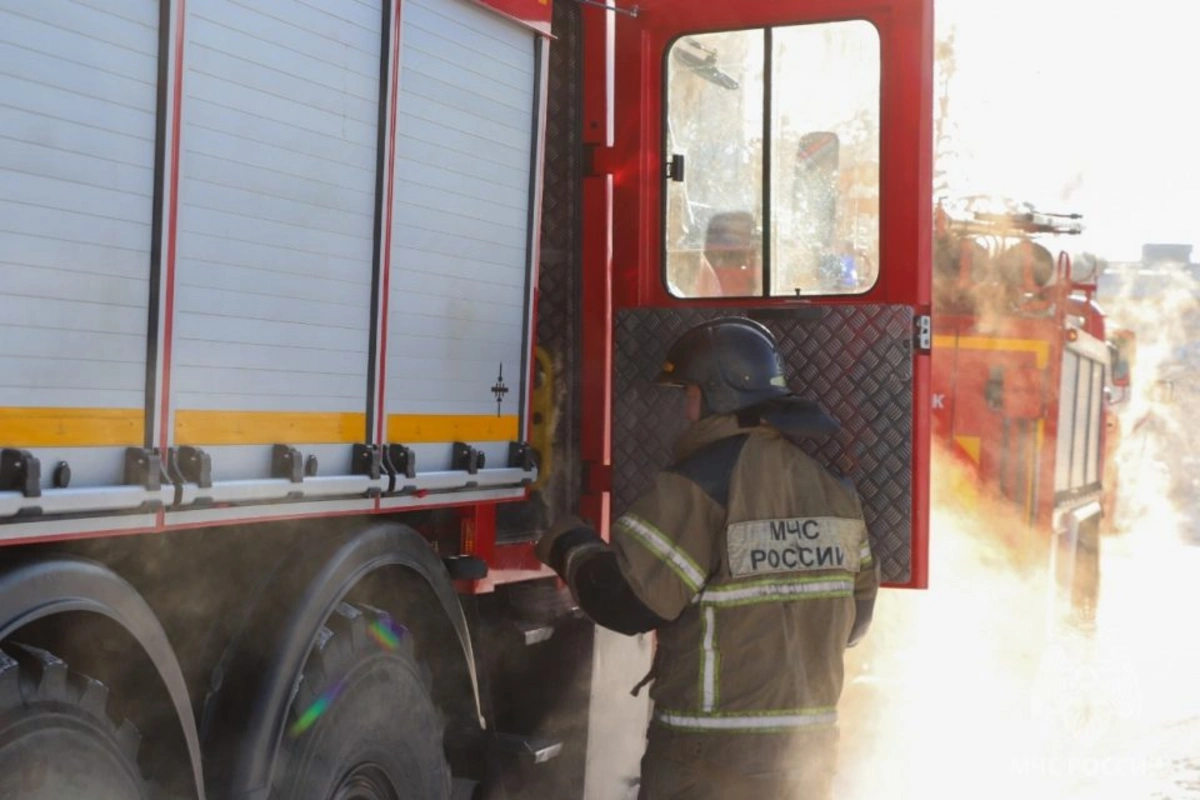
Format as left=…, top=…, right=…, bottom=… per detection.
left=273, top=603, right=453, bottom=799
left=0, top=643, right=149, bottom=800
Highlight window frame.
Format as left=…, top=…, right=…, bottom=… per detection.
left=659, top=19, right=884, bottom=301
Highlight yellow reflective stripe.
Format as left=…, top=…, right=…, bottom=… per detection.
left=712, top=574, right=849, bottom=591
left=955, top=434, right=982, bottom=465
left=0, top=407, right=143, bottom=447
left=859, top=542, right=873, bottom=567
left=173, top=412, right=520, bottom=446
left=388, top=414, right=518, bottom=443
left=5, top=409, right=519, bottom=447
left=932, top=335, right=1050, bottom=369
left=175, top=411, right=365, bottom=445
left=654, top=707, right=838, bottom=732
left=614, top=514, right=705, bottom=591
left=713, top=631, right=722, bottom=712
left=701, top=578, right=854, bottom=606
left=700, top=606, right=717, bottom=712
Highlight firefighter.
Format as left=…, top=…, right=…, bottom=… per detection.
left=704, top=211, right=762, bottom=296
left=535, top=317, right=879, bottom=800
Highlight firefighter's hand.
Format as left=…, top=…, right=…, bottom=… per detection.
left=535, top=515, right=588, bottom=570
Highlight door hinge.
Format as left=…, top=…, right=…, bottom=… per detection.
left=914, top=313, right=932, bottom=354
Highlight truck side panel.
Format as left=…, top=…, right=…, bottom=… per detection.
left=0, top=0, right=160, bottom=487
left=1, top=0, right=543, bottom=533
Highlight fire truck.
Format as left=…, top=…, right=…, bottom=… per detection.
left=931, top=200, right=1127, bottom=623
left=0, top=0, right=931, bottom=797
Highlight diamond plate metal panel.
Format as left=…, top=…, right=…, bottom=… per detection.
left=614, top=306, right=913, bottom=583
left=533, top=0, right=583, bottom=523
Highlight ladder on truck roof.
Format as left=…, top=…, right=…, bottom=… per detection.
left=973, top=210, right=1084, bottom=236
left=940, top=202, right=1084, bottom=238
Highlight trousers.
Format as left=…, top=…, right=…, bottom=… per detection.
left=637, top=724, right=839, bottom=800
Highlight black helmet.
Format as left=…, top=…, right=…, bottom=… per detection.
left=656, top=317, right=791, bottom=414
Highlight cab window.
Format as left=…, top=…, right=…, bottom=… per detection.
left=665, top=21, right=881, bottom=298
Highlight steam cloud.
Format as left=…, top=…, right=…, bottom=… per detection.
left=834, top=262, right=1200, bottom=798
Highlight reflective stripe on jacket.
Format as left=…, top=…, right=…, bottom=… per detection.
left=611, top=414, right=878, bottom=734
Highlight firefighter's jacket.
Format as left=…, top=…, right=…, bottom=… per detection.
left=589, top=414, right=877, bottom=735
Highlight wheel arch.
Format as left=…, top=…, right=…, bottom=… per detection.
left=210, top=521, right=483, bottom=800
left=0, top=556, right=206, bottom=800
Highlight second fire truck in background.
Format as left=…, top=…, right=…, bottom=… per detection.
left=931, top=201, right=1130, bottom=622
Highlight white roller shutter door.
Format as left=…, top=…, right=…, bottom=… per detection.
left=0, top=0, right=159, bottom=412
left=0, top=0, right=160, bottom=487
left=386, top=0, right=537, bottom=464
left=173, top=0, right=382, bottom=418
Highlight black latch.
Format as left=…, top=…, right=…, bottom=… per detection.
left=381, top=444, right=416, bottom=494
left=124, top=448, right=162, bottom=492
left=508, top=442, right=537, bottom=472
left=380, top=447, right=396, bottom=494
left=159, top=448, right=186, bottom=507
left=0, top=449, right=41, bottom=498
left=52, top=461, right=71, bottom=489
left=665, top=153, right=685, bottom=182
left=351, top=444, right=382, bottom=481
left=351, top=444, right=382, bottom=497
left=271, top=445, right=304, bottom=483
left=175, top=446, right=212, bottom=488
left=386, top=444, right=416, bottom=480
left=452, top=443, right=485, bottom=475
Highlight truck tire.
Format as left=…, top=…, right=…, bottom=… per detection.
left=273, top=603, right=453, bottom=799
left=0, top=642, right=149, bottom=800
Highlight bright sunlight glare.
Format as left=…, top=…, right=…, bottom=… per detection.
left=833, top=3, right=1200, bottom=795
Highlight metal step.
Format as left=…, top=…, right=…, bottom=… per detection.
left=512, top=620, right=555, bottom=646
left=504, top=579, right=578, bottom=622
left=487, top=732, right=564, bottom=765
left=442, top=554, right=488, bottom=581
left=450, top=778, right=479, bottom=800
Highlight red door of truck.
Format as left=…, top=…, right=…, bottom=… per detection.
left=578, top=0, right=933, bottom=591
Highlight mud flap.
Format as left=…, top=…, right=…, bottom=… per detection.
left=1052, top=500, right=1102, bottom=624
left=582, top=627, right=655, bottom=800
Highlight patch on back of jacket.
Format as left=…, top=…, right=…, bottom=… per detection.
left=726, top=516, right=867, bottom=576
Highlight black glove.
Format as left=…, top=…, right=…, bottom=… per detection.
left=535, top=515, right=587, bottom=571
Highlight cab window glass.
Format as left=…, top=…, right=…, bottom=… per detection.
left=665, top=21, right=881, bottom=298
left=664, top=32, right=764, bottom=298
